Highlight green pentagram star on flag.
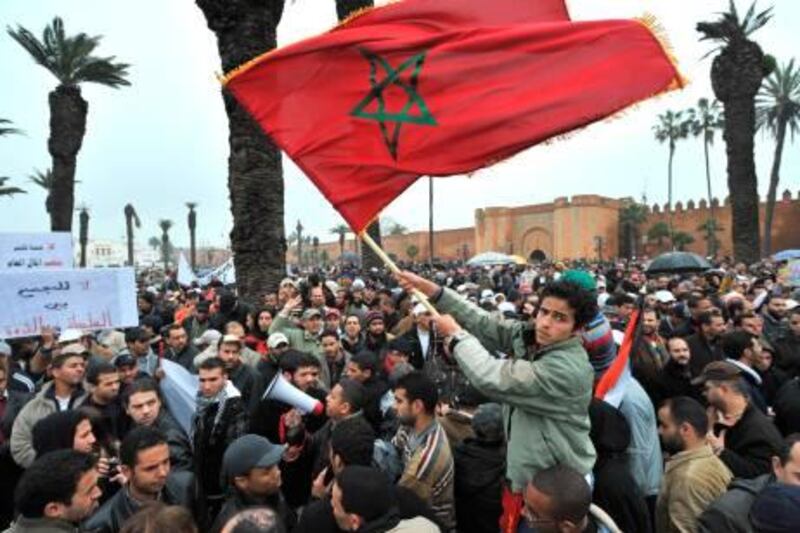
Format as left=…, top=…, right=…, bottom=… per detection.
left=350, top=49, right=437, bottom=160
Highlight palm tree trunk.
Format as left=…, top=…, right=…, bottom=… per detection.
left=763, top=118, right=786, bottom=257
left=339, top=234, right=345, bottom=261
left=48, top=85, right=87, bottom=232
left=79, top=210, right=89, bottom=268
left=667, top=141, right=675, bottom=247
left=196, top=0, right=286, bottom=303
left=704, top=135, right=717, bottom=256
left=724, top=96, right=761, bottom=263
left=188, top=210, right=197, bottom=270
left=162, top=232, right=169, bottom=271
left=125, top=214, right=134, bottom=266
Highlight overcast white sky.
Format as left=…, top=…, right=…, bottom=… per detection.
left=0, top=0, right=797, bottom=248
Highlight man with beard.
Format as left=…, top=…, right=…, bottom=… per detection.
left=193, top=358, right=249, bottom=522
left=320, top=330, right=348, bottom=386
left=182, top=299, right=211, bottom=342
left=11, top=344, right=89, bottom=468
left=761, top=294, right=788, bottom=346
left=363, top=311, right=391, bottom=355
left=85, top=426, right=196, bottom=533
left=694, top=362, right=784, bottom=478
left=270, top=297, right=331, bottom=388
left=774, top=307, right=800, bottom=377
left=656, top=396, right=732, bottom=533
left=216, top=335, right=262, bottom=410
left=123, top=378, right=192, bottom=471
left=164, top=324, right=199, bottom=372
left=124, top=328, right=158, bottom=377
left=211, top=434, right=294, bottom=533
left=84, top=361, right=125, bottom=442
left=686, top=309, right=727, bottom=377
left=392, top=371, right=455, bottom=530
left=9, top=450, right=101, bottom=532
left=340, top=314, right=364, bottom=355
left=250, top=351, right=327, bottom=446
left=401, top=304, right=441, bottom=371
left=654, top=337, right=704, bottom=407
left=631, top=307, right=668, bottom=404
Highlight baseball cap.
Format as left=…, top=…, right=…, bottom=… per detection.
left=113, top=351, right=136, bottom=368
left=561, top=270, right=597, bottom=291
left=351, top=278, right=366, bottom=291
left=480, top=289, right=494, bottom=301
left=194, top=329, right=222, bottom=346
left=655, top=290, right=676, bottom=304
left=325, top=307, right=341, bottom=319
left=498, top=301, right=516, bottom=315
left=472, top=403, right=504, bottom=443
left=412, top=303, right=429, bottom=317
left=222, top=435, right=285, bottom=483
left=60, top=343, right=89, bottom=357
left=691, top=361, right=743, bottom=385
left=267, top=333, right=289, bottom=350
left=302, top=308, right=322, bottom=320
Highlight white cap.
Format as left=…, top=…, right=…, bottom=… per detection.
left=654, top=290, right=676, bottom=304
left=412, top=303, right=428, bottom=317
left=58, top=328, right=84, bottom=345
left=481, top=289, right=494, bottom=300
left=498, top=302, right=516, bottom=314
left=267, top=332, right=289, bottom=349
left=351, top=278, right=366, bottom=291
left=194, top=329, right=222, bottom=346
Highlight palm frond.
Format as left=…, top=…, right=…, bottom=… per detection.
left=7, top=16, right=130, bottom=88
left=28, top=168, right=54, bottom=190
left=0, top=177, right=26, bottom=197
left=0, top=118, right=23, bottom=137
left=756, top=58, right=800, bottom=139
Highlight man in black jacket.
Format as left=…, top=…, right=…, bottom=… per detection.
left=774, top=307, right=800, bottom=377
left=164, top=324, right=199, bottom=372
left=697, top=433, right=800, bottom=532
left=211, top=434, right=295, bottom=533
left=84, top=362, right=126, bottom=443
left=686, top=309, right=726, bottom=377
left=193, top=357, right=249, bottom=522
left=84, top=426, right=197, bottom=533
left=122, top=378, right=192, bottom=471
left=401, top=304, right=441, bottom=371
left=345, top=351, right=388, bottom=434
left=695, top=361, right=784, bottom=478
left=454, top=403, right=508, bottom=533
left=654, top=337, right=704, bottom=407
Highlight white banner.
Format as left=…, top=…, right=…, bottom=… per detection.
left=177, top=252, right=198, bottom=286
left=0, top=232, right=73, bottom=270
left=199, top=257, right=235, bottom=286
left=0, top=268, right=138, bottom=339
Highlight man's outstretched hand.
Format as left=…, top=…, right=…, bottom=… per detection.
left=395, top=270, right=440, bottom=298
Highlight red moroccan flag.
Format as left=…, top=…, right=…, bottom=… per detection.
left=223, top=0, right=683, bottom=232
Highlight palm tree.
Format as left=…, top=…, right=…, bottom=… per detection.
left=186, top=202, right=198, bottom=270
left=618, top=202, right=649, bottom=258
left=698, top=218, right=724, bottom=257
left=158, top=219, right=174, bottom=271
left=78, top=207, right=89, bottom=267
left=295, top=220, right=304, bottom=267
left=312, top=236, right=320, bottom=266
left=0, top=118, right=22, bottom=137
left=647, top=221, right=670, bottom=249
left=697, top=1, right=774, bottom=263
left=148, top=236, right=160, bottom=252
left=688, top=97, right=724, bottom=253
left=653, top=109, right=691, bottom=241
left=406, top=244, right=419, bottom=261
left=0, top=177, right=25, bottom=197
left=195, top=1, right=288, bottom=303
left=123, top=204, right=141, bottom=267
left=7, top=17, right=130, bottom=232
left=28, top=168, right=55, bottom=216
left=671, top=231, right=695, bottom=252
left=330, top=224, right=349, bottom=261
left=756, top=59, right=800, bottom=256
left=388, top=223, right=408, bottom=236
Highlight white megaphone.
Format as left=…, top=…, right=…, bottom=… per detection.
left=262, top=374, right=324, bottom=416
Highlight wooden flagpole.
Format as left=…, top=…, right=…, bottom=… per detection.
left=359, top=231, right=440, bottom=316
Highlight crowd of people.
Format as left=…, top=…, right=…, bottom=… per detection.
left=0, top=257, right=799, bottom=533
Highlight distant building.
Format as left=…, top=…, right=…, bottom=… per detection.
left=313, top=190, right=800, bottom=261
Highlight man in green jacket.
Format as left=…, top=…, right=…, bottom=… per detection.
left=269, top=295, right=331, bottom=388
left=397, top=272, right=597, bottom=493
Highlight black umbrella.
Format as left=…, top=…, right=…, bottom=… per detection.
left=646, top=252, right=711, bottom=275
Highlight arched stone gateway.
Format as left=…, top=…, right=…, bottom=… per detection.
left=529, top=249, right=547, bottom=262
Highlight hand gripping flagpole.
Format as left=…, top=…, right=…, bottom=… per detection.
left=358, top=230, right=440, bottom=317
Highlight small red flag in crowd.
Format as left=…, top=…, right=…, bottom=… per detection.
left=223, top=0, right=684, bottom=232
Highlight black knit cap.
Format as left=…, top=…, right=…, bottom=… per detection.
left=337, top=466, right=393, bottom=522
